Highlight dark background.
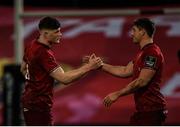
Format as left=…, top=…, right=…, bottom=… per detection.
left=1, top=0, right=180, bottom=8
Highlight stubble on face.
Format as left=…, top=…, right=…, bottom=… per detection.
left=131, top=26, right=141, bottom=44
left=48, top=28, right=62, bottom=44
left=132, top=37, right=139, bottom=44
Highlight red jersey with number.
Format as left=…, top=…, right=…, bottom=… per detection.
left=132, top=43, right=166, bottom=112
left=22, top=39, right=59, bottom=111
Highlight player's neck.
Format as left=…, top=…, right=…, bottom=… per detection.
left=140, top=37, right=153, bottom=49
left=38, top=36, right=52, bottom=48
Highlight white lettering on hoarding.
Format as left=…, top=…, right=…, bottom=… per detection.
left=63, top=18, right=125, bottom=38
left=161, top=73, right=180, bottom=98
left=152, top=16, right=180, bottom=37
left=22, top=15, right=180, bottom=39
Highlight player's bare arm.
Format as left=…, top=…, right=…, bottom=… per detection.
left=83, top=56, right=133, bottom=77
left=103, top=68, right=156, bottom=107
left=102, top=61, right=133, bottom=78
left=50, top=55, right=103, bottom=84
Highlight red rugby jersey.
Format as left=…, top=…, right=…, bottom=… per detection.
left=132, top=43, right=166, bottom=112
left=22, top=39, right=59, bottom=111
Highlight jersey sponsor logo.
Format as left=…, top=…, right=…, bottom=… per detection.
left=144, top=56, right=157, bottom=68
left=25, top=64, right=30, bottom=80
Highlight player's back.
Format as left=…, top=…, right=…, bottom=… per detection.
left=22, top=39, right=56, bottom=111
left=24, top=39, right=53, bottom=83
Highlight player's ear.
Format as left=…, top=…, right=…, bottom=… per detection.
left=40, top=30, right=48, bottom=39
left=44, top=30, right=49, bottom=35
left=141, top=29, right=145, bottom=36
left=42, top=30, right=49, bottom=38
left=142, top=31, right=145, bottom=36
left=143, top=30, right=146, bottom=36
left=39, top=29, right=47, bottom=35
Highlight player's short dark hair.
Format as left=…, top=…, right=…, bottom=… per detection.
left=38, top=16, right=61, bottom=30
left=133, top=18, right=155, bottom=37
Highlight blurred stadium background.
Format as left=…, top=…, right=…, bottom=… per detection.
left=0, top=0, right=180, bottom=125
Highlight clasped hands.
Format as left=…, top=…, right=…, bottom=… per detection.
left=82, top=53, right=103, bottom=70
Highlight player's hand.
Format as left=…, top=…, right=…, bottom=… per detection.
left=88, top=53, right=103, bottom=70
left=82, top=55, right=90, bottom=64
left=103, top=92, right=119, bottom=107
left=82, top=54, right=106, bottom=64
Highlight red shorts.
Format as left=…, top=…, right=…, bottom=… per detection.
left=23, top=107, right=52, bottom=126
left=129, top=110, right=168, bottom=125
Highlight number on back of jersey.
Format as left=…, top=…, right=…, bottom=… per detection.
left=25, top=64, right=30, bottom=80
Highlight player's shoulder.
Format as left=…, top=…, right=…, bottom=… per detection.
left=34, top=40, right=50, bottom=52
left=38, top=45, right=54, bottom=58
left=144, top=43, right=162, bottom=54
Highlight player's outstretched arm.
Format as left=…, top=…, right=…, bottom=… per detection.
left=102, top=61, right=133, bottom=78
left=50, top=54, right=103, bottom=84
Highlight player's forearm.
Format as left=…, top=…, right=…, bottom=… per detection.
left=102, top=63, right=128, bottom=77
left=61, top=64, right=92, bottom=84
left=117, top=78, right=148, bottom=97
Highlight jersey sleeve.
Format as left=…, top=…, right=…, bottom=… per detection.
left=142, top=51, right=161, bottom=70
left=39, top=49, right=59, bottom=73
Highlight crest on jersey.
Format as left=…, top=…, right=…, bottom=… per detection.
left=144, top=56, right=157, bottom=68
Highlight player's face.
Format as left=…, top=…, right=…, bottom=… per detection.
left=130, top=26, right=143, bottom=44
left=47, top=28, right=62, bottom=44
